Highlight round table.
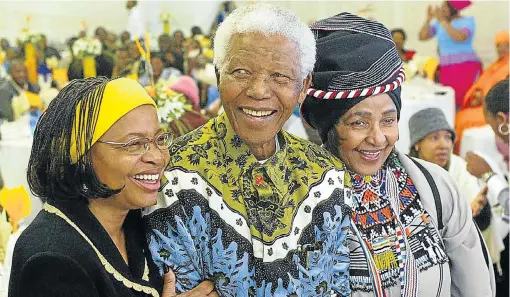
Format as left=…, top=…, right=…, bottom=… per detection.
left=395, top=79, right=456, bottom=153
left=0, top=121, right=42, bottom=225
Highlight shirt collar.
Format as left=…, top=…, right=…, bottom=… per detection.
left=216, top=113, right=289, bottom=186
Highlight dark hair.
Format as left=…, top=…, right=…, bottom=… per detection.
left=191, top=26, right=203, bottom=36
left=324, top=126, right=341, bottom=157
left=391, top=28, right=406, bottom=40
left=8, top=59, right=26, bottom=73
left=408, top=145, right=419, bottom=158
left=95, top=27, right=106, bottom=36
left=485, top=79, right=509, bottom=115
left=27, top=77, right=122, bottom=203
left=151, top=51, right=165, bottom=61
left=446, top=1, right=459, bottom=17
left=158, top=34, right=172, bottom=42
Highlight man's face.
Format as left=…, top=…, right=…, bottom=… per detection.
left=11, top=63, right=27, bottom=86
left=121, top=32, right=131, bottom=44
left=218, top=33, right=311, bottom=153
left=158, top=36, right=172, bottom=53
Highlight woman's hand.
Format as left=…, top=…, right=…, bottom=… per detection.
left=434, top=6, right=448, bottom=23
left=427, top=5, right=434, bottom=21
left=162, top=268, right=219, bottom=297
left=471, top=186, right=488, bottom=217
left=466, top=152, right=492, bottom=178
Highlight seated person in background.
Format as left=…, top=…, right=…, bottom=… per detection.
left=37, top=34, right=61, bottom=61
left=127, top=41, right=146, bottom=79
left=113, top=46, right=133, bottom=78
left=158, top=34, right=184, bottom=73
left=67, top=53, right=115, bottom=81
left=0, top=59, right=40, bottom=121
left=409, top=107, right=503, bottom=268
left=455, top=31, right=509, bottom=152
left=167, top=75, right=207, bottom=136
left=391, top=28, right=416, bottom=62
left=138, top=52, right=181, bottom=87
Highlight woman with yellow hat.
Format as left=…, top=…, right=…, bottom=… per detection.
left=7, top=77, right=198, bottom=297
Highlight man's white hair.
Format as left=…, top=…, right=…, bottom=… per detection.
left=213, top=3, right=316, bottom=80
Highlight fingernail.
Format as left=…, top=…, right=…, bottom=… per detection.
left=163, top=265, right=169, bottom=274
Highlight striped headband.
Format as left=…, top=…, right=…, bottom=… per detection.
left=306, top=66, right=405, bottom=100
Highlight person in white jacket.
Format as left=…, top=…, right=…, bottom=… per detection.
left=408, top=107, right=504, bottom=270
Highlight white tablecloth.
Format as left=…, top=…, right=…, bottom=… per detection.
left=460, top=125, right=506, bottom=173
left=0, top=120, right=42, bottom=225
left=395, top=79, right=456, bottom=153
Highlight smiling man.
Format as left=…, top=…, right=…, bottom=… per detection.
left=143, top=4, right=352, bottom=297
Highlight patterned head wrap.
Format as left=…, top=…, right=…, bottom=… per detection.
left=300, top=13, right=404, bottom=143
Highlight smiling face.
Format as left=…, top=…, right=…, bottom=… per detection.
left=335, top=94, right=399, bottom=175
left=218, top=33, right=311, bottom=159
left=90, top=105, right=170, bottom=210
left=416, top=130, right=453, bottom=167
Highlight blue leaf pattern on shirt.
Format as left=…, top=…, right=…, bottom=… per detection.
left=149, top=205, right=350, bottom=296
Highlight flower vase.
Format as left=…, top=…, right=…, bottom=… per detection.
left=82, top=56, right=96, bottom=78
left=163, top=22, right=170, bottom=34
left=24, top=42, right=38, bottom=84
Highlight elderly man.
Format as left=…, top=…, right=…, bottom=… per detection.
left=0, top=59, right=40, bottom=121
left=144, top=4, right=351, bottom=297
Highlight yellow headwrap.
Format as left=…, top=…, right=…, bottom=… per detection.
left=70, top=78, right=156, bottom=163
left=495, top=31, right=509, bottom=45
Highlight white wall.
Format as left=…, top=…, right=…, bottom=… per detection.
left=247, top=0, right=509, bottom=66
left=0, top=0, right=224, bottom=44
left=0, top=0, right=508, bottom=65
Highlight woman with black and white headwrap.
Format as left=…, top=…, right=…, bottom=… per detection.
left=301, top=13, right=495, bottom=297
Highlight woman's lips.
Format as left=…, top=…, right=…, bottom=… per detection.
left=357, top=149, right=383, bottom=161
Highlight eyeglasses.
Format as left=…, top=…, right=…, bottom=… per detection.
left=97, top=132, right=174, bottom=155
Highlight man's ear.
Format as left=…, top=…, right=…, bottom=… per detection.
left=298, top=73, right=312, bottom=104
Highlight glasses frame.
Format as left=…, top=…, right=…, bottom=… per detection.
left=96, top=132, right=174, bottom=155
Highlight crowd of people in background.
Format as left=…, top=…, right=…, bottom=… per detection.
left=0, top=1, right=508, bottom=296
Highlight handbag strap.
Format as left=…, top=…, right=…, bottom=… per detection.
left=410, top=157, right=443, bottom=230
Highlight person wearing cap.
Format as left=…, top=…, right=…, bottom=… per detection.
left=419, top=0, right=482, bottom=110
left=7, top=77, right=211, bottom=297
left=143, top=4, right=351, bottom=296
left=409, top=108, right=483, bottom=209
left=408, top=108, right=504, bottom=272
left=454, top=30, right=509, bottom=152
left=301, top=12, right=494, bottom=297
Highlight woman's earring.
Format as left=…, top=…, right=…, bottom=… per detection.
left=498, top=123, right=509, bottom=136
left=414, top=145, right=419, bottom=152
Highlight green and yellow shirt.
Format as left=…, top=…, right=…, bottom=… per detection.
left=144, top=113, right=351, bottom=296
